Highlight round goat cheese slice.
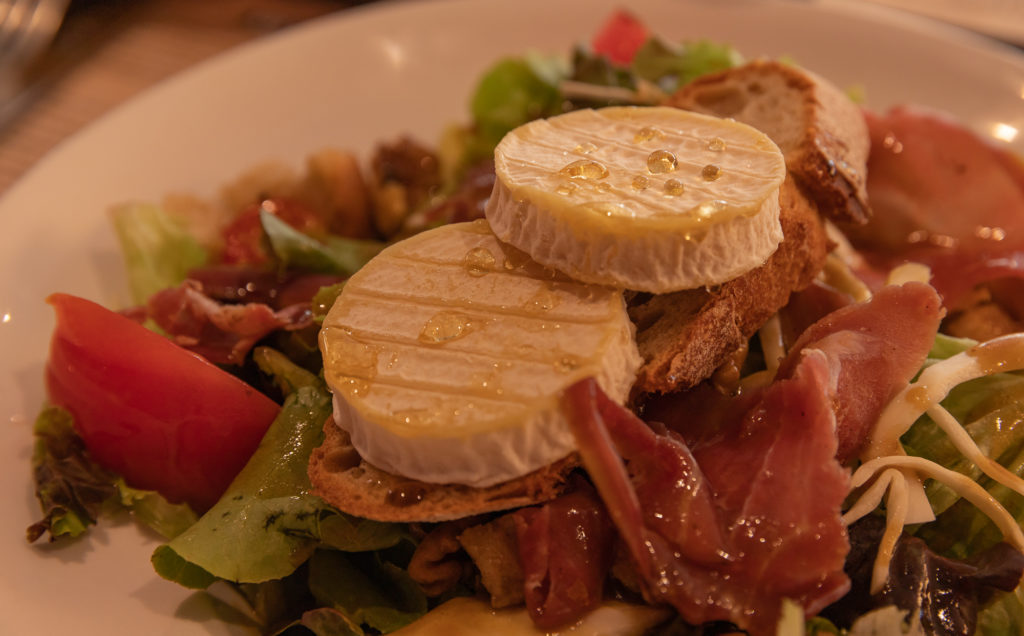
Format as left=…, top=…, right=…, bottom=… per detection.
left=485, top=106, right=787, bottom=292
left=319, top=220, right=641, bottom=488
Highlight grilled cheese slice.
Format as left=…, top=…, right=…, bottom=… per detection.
left=319, top=220, right=641, bottom=488
left=486, top=106, right=787, bottom=292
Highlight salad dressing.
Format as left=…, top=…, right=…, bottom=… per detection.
left=966, top=333, right=1024, bottom=375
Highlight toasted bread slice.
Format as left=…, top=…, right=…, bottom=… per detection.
left=629, top=176, right=830, bottom=394
left=309, top=422, right=578, bottom=522
left=666, top=60, right=870, bottom=226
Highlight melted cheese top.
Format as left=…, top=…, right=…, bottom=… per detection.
left=319, top=220, right=641, bottom=486
left=493, top=106, right=786, bottom=239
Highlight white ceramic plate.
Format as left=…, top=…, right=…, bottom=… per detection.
left=2, top=0, right=1023, bottom=633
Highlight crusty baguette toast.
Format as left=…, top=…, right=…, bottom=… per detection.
left=628, top=61, right=868, bottom=395
left=666, top=59, right=871, bottom=226
left=309, top=421, right=578, bottom=522
left=629, top=175, right=830, bottom=394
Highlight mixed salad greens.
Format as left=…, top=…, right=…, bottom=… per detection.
left=26, top=9, right=1024, bottom=636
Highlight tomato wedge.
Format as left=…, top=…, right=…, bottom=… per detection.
left=591, top=9, right=649, bottom=66
left=44, top=293, right=279, bottom=511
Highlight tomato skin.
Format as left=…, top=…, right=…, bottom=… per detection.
left=591, top=10, right=649, bottom=66
left=44, top=293, right=279, bottom=511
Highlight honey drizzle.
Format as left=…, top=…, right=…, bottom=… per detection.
left=966, top=335, right=1024, bottom=375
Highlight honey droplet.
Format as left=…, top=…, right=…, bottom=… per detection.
left=647, top=149, right=678, bottom=174
left=632, top=175, right=649, bottom=191
left=905, top=385, right=931, bottom=410
left=324, top=326, right=379, bottom=394
left=339, top=376, right=370, bottom=397
left=529, top=286, right=561, bottom=311
left=707, top=137, right=726, bottom=152
left=967, top=336, right=1024, bottom=375
left=701, top=164, right=723, bottom=181
left=555, top=355, right=582, bottom=373
left=556, top=182, right=578, bottom=196
left=419, top=311, right=476, bottom=344
left=502, top=247, right=531, bottom=271
left=697, top=200, right=727, bottom=217
left=471, top=362, right=508, bottom=397
left=464, top=247, right=495, bottom=277
left=574, top=141, right=598, bottom=154
left=559, top=159, right=609, bottom=180
left=634, top=126, right=665, bottom=143
left=663, top=179, right=685, bottom=196
left=596, top=182, right=613, bottom=193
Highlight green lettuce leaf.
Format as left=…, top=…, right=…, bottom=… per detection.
left=805, top=616, right=843, bottom=635
left=631, top=38, right=742, bottom=93
left=252, top=346, right=321, bottom=396
left=152, top=383, right=333, bottom=587
left=276, top=607, right=364, bottom=636
left=152, top=378, right=408, bottom=590
left=926, top=332, right=976, bottom=360
left=469, top=57, right=565, bottom=149
left=114, top=479, right=198, bottom=540
left=316, top=513, right=409, bottom=554
left=312, top=283, right=346, bottom=324
left=27, top=406, right=119, bottom=542
left=261, top=210, right=383, bottom=276
left=110, top=202, right=208, bottom=304
left=28, top=404, right=198, bottom=543
left=569, top=45, right=635, bottom=90
left=977, top=582, right=1024, bottom=636
left=308, top=550, right=427, bottom=633
left=905, top=396, right=1024, bottom=521
left=900, top=334, right=1024, bottom=558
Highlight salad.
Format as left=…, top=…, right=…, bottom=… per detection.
left=16, top=5, right=1024, bottom=636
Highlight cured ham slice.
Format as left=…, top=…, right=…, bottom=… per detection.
left=843, top=107, right=1024, bottom=312
left=513, top=480, right=614, bottom=629
left=147, top=280, right=313, bottom=365
left=564, top=364, right=849, bottom=636
left=561, top=283, right=943, bottom=633
left=776, top=282, right=944, bottom=462
left=777, top=280, right=855, bottom=350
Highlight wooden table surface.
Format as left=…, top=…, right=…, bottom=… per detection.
left=0, top=0, right=357, bottom=194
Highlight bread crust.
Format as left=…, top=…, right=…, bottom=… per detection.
left=308, top=421, right=577, bottom=522
left=630, top=176, right=830, bottom=394
left=666, top=59, right=871, bottom=226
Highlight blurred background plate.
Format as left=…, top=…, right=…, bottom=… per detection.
left=2, top=0, right=1022, bottom=634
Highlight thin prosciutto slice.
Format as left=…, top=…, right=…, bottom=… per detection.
left=565, top=359, right=849, bottom=635
left=147, top=280, right=313, bottom=365
left=513, top=480, right=615, bottom=629
left=776, top=281, right=944, bottom=462
left=843, top=106, right=1024, bottom=311
left=563, top=283, right=943, bottom=634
